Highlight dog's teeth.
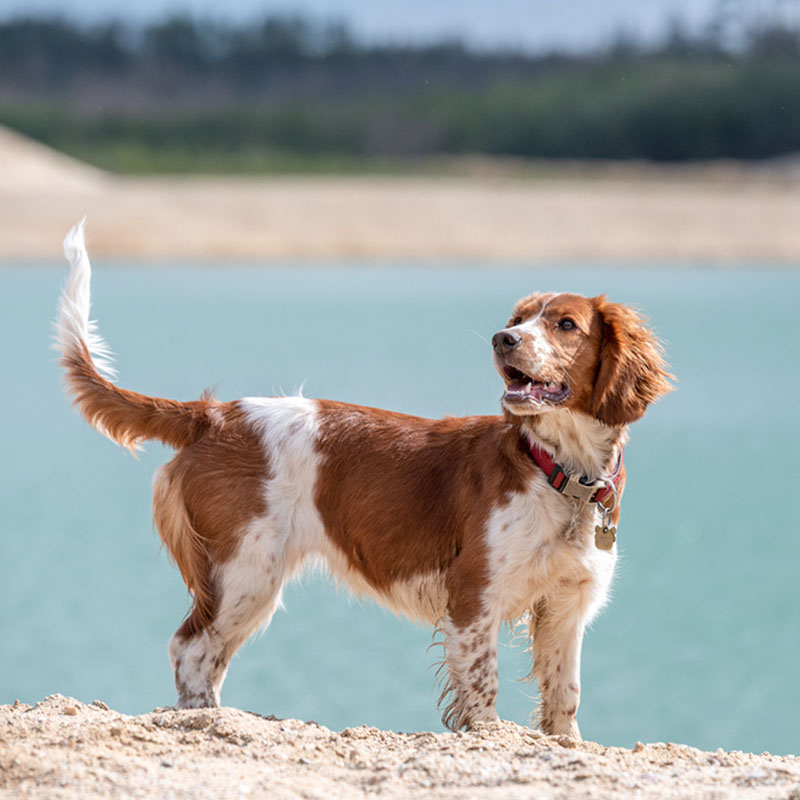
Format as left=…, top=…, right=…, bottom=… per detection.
left=525, top=382, right=532, bottom=394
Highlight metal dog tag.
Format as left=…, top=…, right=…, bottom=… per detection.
left=594, top=525, right=617, bottom=551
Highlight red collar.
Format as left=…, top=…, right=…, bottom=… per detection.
left=527, top=439, right=623, bottom=506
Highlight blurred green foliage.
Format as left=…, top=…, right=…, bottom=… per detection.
left=1, top=14, right=799, bottom=172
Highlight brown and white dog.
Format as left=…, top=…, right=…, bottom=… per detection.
left=56, top=220, right=671, bottom=737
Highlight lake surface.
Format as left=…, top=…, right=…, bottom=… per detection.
left=1, top=263, right=799, bottom=755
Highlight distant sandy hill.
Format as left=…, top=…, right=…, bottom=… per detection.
left=0, top=124, right=109, bottom=195
left=1, top=124, right=799, bottom=262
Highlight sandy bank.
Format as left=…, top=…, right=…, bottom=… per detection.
left=3, top=124, right=800, bottom=262
left=1, top=695, right=798, bottom=799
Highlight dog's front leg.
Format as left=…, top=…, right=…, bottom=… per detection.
left=530, top=585, right=594, bottom=740
left=438, top=558, right=502, bottom=730
left=438, top=608, right=501, bottom=730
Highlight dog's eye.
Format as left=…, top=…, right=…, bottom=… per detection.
left=512, top=316, right=523, bottom=326
left=558, top=318, right=576, bottom=331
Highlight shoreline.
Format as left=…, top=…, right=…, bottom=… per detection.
left=4, top=173, right=800, bottom=264
left=2, top=695, right=799, bottom=799
left=2, top=125, right=800, bottom=263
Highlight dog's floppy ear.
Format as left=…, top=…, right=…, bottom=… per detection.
left=590, top=296, right=673, bottom=427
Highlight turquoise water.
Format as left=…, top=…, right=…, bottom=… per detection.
left=1, top=263, right=799, bottom=755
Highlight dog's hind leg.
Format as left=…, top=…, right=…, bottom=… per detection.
left=168, top=523, right=293, bottom=709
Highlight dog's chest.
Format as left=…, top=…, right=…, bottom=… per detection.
left=483, top=477, right=606, bottom=616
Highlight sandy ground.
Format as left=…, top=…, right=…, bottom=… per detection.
left=2, top=696, right=799, bottom=800
left=3, top=124, right=800, bottom=263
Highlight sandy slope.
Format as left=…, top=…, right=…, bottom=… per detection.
left=0, top=125, right=108, bottom=195
left=3, top=123, right=800, bottom=262
left=1, top=696, right=798, bottom=799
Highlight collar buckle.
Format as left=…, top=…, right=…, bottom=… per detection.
left=557, top=472, right=607, bottom=504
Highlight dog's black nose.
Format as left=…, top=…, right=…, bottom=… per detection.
left=492, top=330, right=522, bottom=354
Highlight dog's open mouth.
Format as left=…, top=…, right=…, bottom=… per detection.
left=502, top=366, right=570, bottom=405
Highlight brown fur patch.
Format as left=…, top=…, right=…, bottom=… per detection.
left=314, top=401, right=532, bottom=627
left=153, top=402, right=270, bottom=631
left=589, top=296, right=674, bottom=426
left=61, top=342, right=220, bottom=452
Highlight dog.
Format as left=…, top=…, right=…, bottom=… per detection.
left=56, top=220, right=671, bottom=737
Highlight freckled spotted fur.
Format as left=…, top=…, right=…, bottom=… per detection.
left=55, top=220, right=671, bottom=736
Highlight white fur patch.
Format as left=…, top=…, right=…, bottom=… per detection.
left=169, top=630, right=219, bottom=707
left=484, top=476, right=616, bottom=624
left=439, top=611, right=501, bottom=729
left=240, top=396, right=327, bottom=563
left=383, top=572, right=448, bottom=624
left=512, top=292, right=559, bottom=377
left=55, top=218, right=116, bottom=380
left=529, top=410, right=627, bottom=479
left=516, top=321, right=553, bottom=374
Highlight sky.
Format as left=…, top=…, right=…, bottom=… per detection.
left=0, top=0, right=732, bottom=51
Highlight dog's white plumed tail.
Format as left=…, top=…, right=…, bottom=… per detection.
left=55, top=219, right=219, bottom=453
left=56, top=217, right=116, bottom=381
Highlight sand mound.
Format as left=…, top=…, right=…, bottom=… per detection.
left=1, top=695, right=798, bottom=799
left=0, top=124, right=109, bottom=195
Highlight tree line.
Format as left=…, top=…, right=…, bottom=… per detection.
left=1, top=12, right=799, bottom=169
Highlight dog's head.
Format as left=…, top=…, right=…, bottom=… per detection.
left=492, top=292, right=672, bottom=427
